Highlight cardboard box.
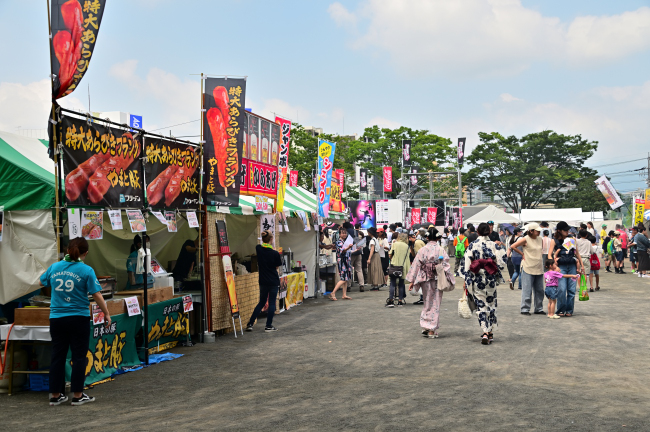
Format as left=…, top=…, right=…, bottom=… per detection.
left=14, top=308, right=50, bottom=326
left=118, top=285, right=173, bottom=306
left=89, top=297, right=127, bottom=316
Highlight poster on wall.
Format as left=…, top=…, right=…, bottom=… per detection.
left=108, top=209, right=122, bottom=230
left=376, top=200, right=389, bottom=225
left=68, top=208, right=81, bottom=239
left=81, top=210, right=103, bottom=240
left=126, top=209, right=146, bottom=233
left=165, top=211, right=177, bottom=233
left=50, top=0, right=106, bottom=99
left=203, top=77, right=246, bottom=207
left=349, top=200, right=376, bottom=229
left=383, top=167, right=393, bottom=192
left=144, top=138, right=200, bottom=208
left=594, top=175, right=623, bottom=210
left=60, top=116, right=143, bottom=207
left=317, top=139, right=337, bottom=218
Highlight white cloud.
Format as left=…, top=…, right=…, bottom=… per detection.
left=500, top=93, right=523, bottom=102
left=0, top=79, right=85, bottom=132
left=331, top=0, right=650, bottom=78
left=436, top=81, right=650, bottom=166
left=365, top=116, right=400, bottom=129
left=247, top=98, right=308, bottom=124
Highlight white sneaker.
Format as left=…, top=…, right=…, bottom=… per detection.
left=643, top=275, right=650, bottom=278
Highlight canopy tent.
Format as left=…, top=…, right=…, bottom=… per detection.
left=520, top=208, right=583, bottom=226
left=0, top=131, right=55, bottom=211
left=208, top=186, right=346, bottom=219
left=464, top=205, right=521, bottom=225
left=581, top=211, right=604, bottom=221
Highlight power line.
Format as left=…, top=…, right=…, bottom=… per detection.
left=590, top=158, right=645, bottom=169
left=602, top=167, right=645, bottom=176
left=148, top=119, right=200, bottom=132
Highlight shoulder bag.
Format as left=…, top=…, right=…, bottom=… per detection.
left=388, top=246, right=408, bottom=278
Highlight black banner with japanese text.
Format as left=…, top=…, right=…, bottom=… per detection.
left=144, top=138, right=200, bottom=209
left=203, top=77, right=246, bottom=207
left=50, top=0, right=106, bottom=99
left=59, top=116, right=143, bottom=208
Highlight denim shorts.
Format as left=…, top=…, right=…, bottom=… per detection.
left=591, top=269, right=599, bottom=275
left=615, top=251, right=624, bottom=262
left=545, top=285, right=559, bottom=300
left=630, top=253, right=637, bottom=264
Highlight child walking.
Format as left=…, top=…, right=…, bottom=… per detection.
left=544, top=258, right=579, bottom=319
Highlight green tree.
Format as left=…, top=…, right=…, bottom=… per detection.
left=554, top=174, right=611, bottom=213
left=465, top=131, right=598, bottom=213
left=353, top=126, right=457, bottom=199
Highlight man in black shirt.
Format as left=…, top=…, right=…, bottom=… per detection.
left=487, top=220, right=502, bottom=245
left=466, top=224, right=478, bottom=243
left=173, top=238, right=198, bottom=286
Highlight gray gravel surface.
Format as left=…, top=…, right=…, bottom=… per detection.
left=2, top=265, right=649, bottom=431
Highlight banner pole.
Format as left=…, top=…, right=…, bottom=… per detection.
left=141, top=135, right=149, bottom=366
left=198, top=72, right=209, bottom=340
left=47, top=0, right=61, bottom=258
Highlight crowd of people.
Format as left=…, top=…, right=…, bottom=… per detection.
left=321, top=217, right=648, bottom=345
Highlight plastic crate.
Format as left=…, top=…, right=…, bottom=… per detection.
left=28, top=373, right=49, bottom=392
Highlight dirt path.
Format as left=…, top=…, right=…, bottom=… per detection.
left=2, top=266, right=648, bottom=431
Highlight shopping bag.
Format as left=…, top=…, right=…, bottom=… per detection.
left=458, top=290, right=472, bottom=319
left=578, top=274, right=589, bottom=301
left=590, top=253, right=600, bottom=271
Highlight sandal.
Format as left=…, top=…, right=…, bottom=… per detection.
left=342, top=296, right=352, bottom=300
left=565, top=313, right=572, bottom=317
left=557, top=313, right=565, bottom=317
left=481, top=333, right=490, bottom=345
left=589, top=288, right=594, bottom=292
left=329, top=295, right=337, bottom=301
left=428, top=331, right=439, bottom=339
left=488, top=333, right=494, bottom=343
left=595, top=286, right=600, bottom=291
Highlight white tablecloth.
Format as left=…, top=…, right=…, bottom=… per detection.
left=0, top=324, right=51, bottom=341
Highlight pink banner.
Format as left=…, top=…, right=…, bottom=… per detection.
left=427, top=207, right=437, bottom=224
left=383, top=167, right=392, bottom=192
left=336, top=169, right=345, bottom=191
left=411, top=208, right=421, bottom=225
left=289, top=170, right=298, bottom=187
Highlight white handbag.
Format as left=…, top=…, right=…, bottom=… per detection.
left=458, top=291, right=472, bottom=319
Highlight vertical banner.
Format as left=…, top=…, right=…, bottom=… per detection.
left=410, top=167, right=418, bottom=187
left=349, top=200, right=376, bottom=229
left=289, top=170, right=298, bottom=187
left=60, top=116, right=143, bottom=207
left=421, top=208, right=428, bottom=225
left=330, top=178, right=344, bottom=213
left=317, top=139, right=337, bottom=218
left=144, top=138, right=200, bottom=208
left=204, top=77, right=246, bottom=207
left=427, top=207, right=437, bottom=225
left=411, top=208, right=421, bottom=226
left=50, top=0, right=106, bottom=99
left=405, top=208, right=412, bottom=229
left=383, top=167, right=393, bottom=192
left=402, top=139, right=411, bottom=167
left=274, top=116, right=292, bottom=212
left=457, top=137, right=466, bottom=166
left=634, top=198, right=645, bottom=226
left=359, top=169, right=368, bottom=193
left=594, top=175, right=624, bottom=210
left=336, top=169, right=345, bottom=192
left=216, top=220, right=230, bottom=254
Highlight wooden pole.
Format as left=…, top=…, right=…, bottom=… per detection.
left=47, top=0, right=61, bottom=259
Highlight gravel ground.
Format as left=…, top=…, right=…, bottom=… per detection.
left=2, top=263, right=649, bottom=431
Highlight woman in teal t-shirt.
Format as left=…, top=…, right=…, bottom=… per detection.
left=39, top=237, right=110, bottom=406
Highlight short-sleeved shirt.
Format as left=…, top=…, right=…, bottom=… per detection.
left=40, top=260, right=101, bottom=319
left=126, top=250, right=143, bottom=289
left=256, top=244, right=282, bottom=286
left=619, top=230, right=627, bottom=248
left=544, top=270, right=564, bottom=287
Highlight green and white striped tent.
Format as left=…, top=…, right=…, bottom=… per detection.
left=207, top=186, right=347, bottom=219
left=0, top=131, right=55, bottom=210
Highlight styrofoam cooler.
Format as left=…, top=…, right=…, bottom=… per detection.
left=154, top=275, right=173, bottom=288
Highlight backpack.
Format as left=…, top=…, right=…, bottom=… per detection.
left=590, top=253, right=600, bottom=270
left=607, top=239, right=614, bottom=255
left=455, top=235, right=467, bottom=258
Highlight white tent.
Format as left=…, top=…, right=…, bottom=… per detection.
left=581, top=211, right=604, bottom=221
left=464, top=205, right=521, bottom=224
left=520, top=208, right=583, bottom=225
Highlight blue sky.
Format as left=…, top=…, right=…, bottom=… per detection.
left=1, top=0, right=649, bottom=193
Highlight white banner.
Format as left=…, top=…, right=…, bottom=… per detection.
left=376, top=200, right=389, bottom=225
left=186, top=211, right=199, bottom=228
left=594, top=175, right=624, bottom=210
left=108, top=210, right=123, bottom=230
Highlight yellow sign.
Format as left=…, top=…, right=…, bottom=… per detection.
left=645, top=189, right=650, bottom=211
left=634, top=198, right=645, bottom=225
left=319, top=142, right=332, bottom=158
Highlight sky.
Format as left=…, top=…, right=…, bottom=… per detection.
left=1, top=0, right=649, bottom=194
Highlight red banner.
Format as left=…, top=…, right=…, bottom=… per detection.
left=240, top=159, right=278, bottom=198
left=383, top=167, right=392, bottom=192
left=427, top=207, right=437, bottom=224
left=335, top=169, right=345, bottom=191
left=411, top=208, right=421, bottom=225
left=289, top=170, right=298, bottom=187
